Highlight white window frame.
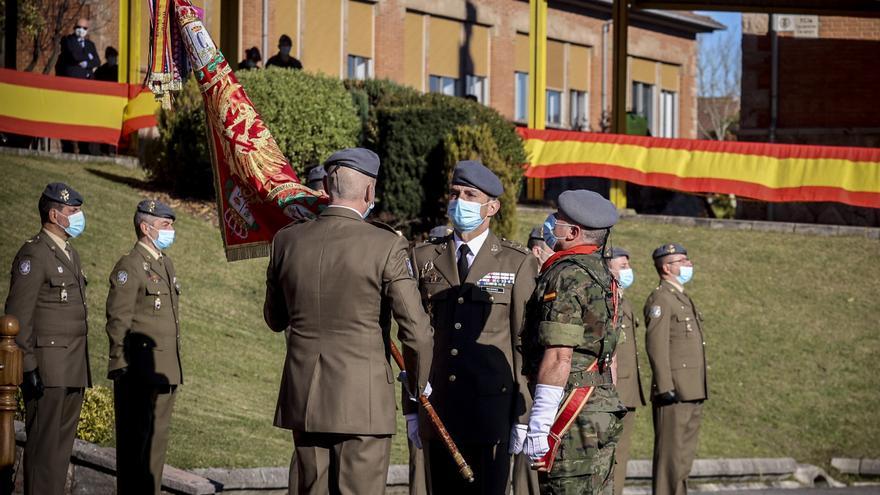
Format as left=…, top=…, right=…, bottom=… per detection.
left=659, top=90, right=678, bottom=138
left=465, top=75, right=487, bottom=104
left=515, top=72, right=529, bottom=122
left=347, top=55, right=372, bottom=81
left=429, top=75, right=459, bottom=96
left=632, top=81, right=655, bottom=134
left=546, top=89, right=563, bottom=127
left=569, top=90, right=589, bottom=131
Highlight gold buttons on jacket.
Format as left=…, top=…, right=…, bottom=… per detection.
left=454, top=323, right=462, bottom=330
left=448, top=374, right=457, bottom=382
left=682, top=363, right=688, bottom=368
left=450, top=348, right=459, bottom=356
left=489, top=296, right=495, bottom=302
left=457, top=297, right=464, bottom=304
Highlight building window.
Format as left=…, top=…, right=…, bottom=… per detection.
left=632, top=81, right=654, bottom=133
left=546, top=89, right=562, bottom=126
left=515, top=72, right=528, bottom=122
left=570, top=90, right=589, bottom=131
left=659, top=90, right=677, bottom=138
left=429, top=75, right=459, bottom=96
left=347, top=55, right=372, bottom=80
left=465, top=75, right=487, bottom=104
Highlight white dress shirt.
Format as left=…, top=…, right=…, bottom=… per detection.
left=453, top=229, right=490, bottom=269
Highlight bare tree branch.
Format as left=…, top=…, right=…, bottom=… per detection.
left=697, top=29, right=741, bottom=141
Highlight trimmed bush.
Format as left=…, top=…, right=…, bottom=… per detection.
left=443, top=124, right=519, bottom=239
left=147, top=69, right=360, bottom=198
left=77, top=385, right=115, bottom=444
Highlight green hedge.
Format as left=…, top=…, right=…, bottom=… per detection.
left=147, top=69, right=359, bottom=198
left=373, top=93, right=525, bottom=239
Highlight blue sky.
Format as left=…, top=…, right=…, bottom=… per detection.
left=695, top=11, right=742, bottom=95
left=697, top=11, right=742, bottom=41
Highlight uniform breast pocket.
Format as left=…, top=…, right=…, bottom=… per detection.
left=671, top=314, right=696, bottom=338
left=48, top=276, right=74, bottom=303
left=145, top=284, right=167, bottom=313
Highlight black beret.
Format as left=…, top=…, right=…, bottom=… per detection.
left=41, top=182, right=83, bottom=206
left=306, top=166, right=327, bottom=184
left=451, top=160, right=503, bottom=198
left=529, top=226, right=543, bottom=241
left=137, top=199, right=176, bottom=221
left=652, top=243, right=687, bottom=259
left=324, top=147, right=380, bottom=178
left=610, top=247, right=630, bottom=259
left=557, top=190, right=618, bottom=229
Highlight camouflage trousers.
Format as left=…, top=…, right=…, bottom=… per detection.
left=538, top=409, right=625, bottom=495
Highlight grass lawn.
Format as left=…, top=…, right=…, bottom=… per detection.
left=1, top=153, right=878, bottom=471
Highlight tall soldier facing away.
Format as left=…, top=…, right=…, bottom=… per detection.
left=607, top=248, right=647, bottom=495
left=409, top=160, right=538, bottom=495
left=5, top=183, right=91, bottom=495
left=521, top=190, right=626, bottom=495
left=106, top=199, right=182, bottom=495
left=644, top=244, right=708, bottom=495
left=264, top=148, right=433, bottom=495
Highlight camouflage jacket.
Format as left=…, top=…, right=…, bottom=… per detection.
left=522, top=252, right=625, bottom=412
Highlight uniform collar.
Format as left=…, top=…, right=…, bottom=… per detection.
left=137, top=240, right=162, bottom=260
left=41, top=228, right=69, bottom=253
left=661, top=278, right=684, bottom=293
left=453, top=228, right=490, bottom=257
left=323, top=205, right=365, bottom=220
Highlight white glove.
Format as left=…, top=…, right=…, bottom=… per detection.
left=398, top=371, right=432, bottom=401
left=523, top=384, right=565, bottom=461
left=405, top=413, right=422, bottom=449
left=78, top=60, right=88, bottom=68
left=88, top=53, right=94, bottom=60
left=509, top=424, right=528, bottom=454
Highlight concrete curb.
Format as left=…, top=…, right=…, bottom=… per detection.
left=517, top=205, right=880, bottom=239
left=832, top=458, right=880, bottom=476
left=0, top=145, right=140, bottom=169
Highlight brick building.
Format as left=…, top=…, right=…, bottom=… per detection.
left=5, top=0, right=720, bottom=139
left=738, top=14, right=880, bottom=225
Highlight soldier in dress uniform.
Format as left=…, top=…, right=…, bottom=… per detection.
left=521, top=190, right=627, bottom=495
left=606, top=247, right=646, bottom=495
left=5, top=182, right=91, bottom=495
left=264, top=148, right=434, bottom=495
left=644, top=243, right=708, bottom=495
left=106, top=199, right=182, bottom=494
left=408, top=160, right=538, bottom=495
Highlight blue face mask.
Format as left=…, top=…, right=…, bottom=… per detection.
left=542, top=214, right=558, bottom=250
left=61, top=211, right=86, bottom=238
left=150, top=225, right=176, bottom=250
left=617, top=268, right=634, bottom=289
left=447, top=199, right=486, bottom=233
left=676, top=265, right=693, bottom=285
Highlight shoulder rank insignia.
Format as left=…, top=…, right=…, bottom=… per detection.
left=650, top=305, right=662, bottom=318
left=143, top=262, right=150, bottom=272
left=543, top=291, right=557, bottom=302
left=19, top=259, right=31, bottom=275
left=405, top=258, right=414, bottom=278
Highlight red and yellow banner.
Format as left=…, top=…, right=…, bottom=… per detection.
left=0, top=68, right=158, bottom=146
left=518, top=128, right=880, bottom=209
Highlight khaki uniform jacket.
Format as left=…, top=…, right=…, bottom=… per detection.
left=264, top=207, right=433, bottom=435
left=411, top=232, right=538, bottom=444
left=5, top=231, right=91, bottom=387
left=615, top=295, right=646, bottom=408
left=105, top=242, right=183, bottom=385
left=644, top=280, right=708, bottom=402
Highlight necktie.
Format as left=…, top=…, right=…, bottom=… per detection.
left=457, top=244, right=471, bottom=283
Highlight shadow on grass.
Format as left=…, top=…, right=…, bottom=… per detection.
left=86, top=167, right=156, bottom=191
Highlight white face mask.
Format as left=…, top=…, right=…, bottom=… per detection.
left=75, top=27, right=88, bottom=38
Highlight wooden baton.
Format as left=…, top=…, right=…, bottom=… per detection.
left=390, top=342, right=474, bottom=483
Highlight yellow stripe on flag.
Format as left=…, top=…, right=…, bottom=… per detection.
left=124, top=90, right=160, bottom=122
left=0, top=82, right=127, bottom=129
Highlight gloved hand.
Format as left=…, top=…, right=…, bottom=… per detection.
left=78, top=60, right=88, bottom=68
left=398, top=371, right=432, bottom=401
left=655, top=390, right=678, bottom=406
left=405, top=413, right=422, bottom=449
left=21, top=369, right=45, bottom=402
left=523, top=384, right=565, bottom=461
left=508, top=424, right=528, bottom=454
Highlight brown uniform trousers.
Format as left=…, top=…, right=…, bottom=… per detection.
left=613, top=296, right=647, bottom=495
left=5, top=231, right=91, bottom=495
left=264, top=207, right=433, bottom=495
left=106, top=242, right=183, bottom=494
left=644, top=280, right=708, bottom=495
left=410, top=231, right=538, bottom=495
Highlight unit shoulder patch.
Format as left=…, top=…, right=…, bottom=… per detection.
left=650, top=305, right=662, bottom=318
left=543, top=291, right=557, bottom=303
left=19, top=259, right=31, bottom=275
left=117, top=271, right=128, bottom=285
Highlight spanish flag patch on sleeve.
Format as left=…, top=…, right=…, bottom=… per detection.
left=543, top=291, right=557, bottom=302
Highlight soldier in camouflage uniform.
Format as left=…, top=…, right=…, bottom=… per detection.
left=522, top=190, right=627, bottom=495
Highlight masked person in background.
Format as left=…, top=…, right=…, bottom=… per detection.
left=644, top=244, right=708, bottom=495
left=606, top=248, right=646, bottom=495
left=5, top=183, right=91, bottom=495
left=266, top=34, right=303, bottom=70
left=409, top=160, right=538, bottom=494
